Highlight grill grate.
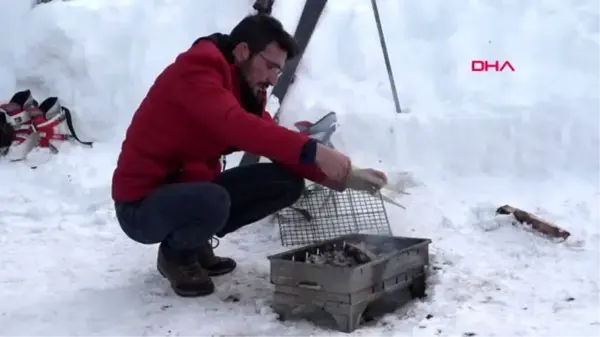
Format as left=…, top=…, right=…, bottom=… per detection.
left=275, top=183, right=392, bottom=246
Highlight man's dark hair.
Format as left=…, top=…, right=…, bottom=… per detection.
left=230, top=14, right=299, bottom=60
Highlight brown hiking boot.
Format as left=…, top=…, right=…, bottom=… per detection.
left=196, top=238, right=237, bottom=276
left=157, top=245, right=215, bottom=297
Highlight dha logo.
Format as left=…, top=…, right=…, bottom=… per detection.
left=471, top=60, right=515, bottom=72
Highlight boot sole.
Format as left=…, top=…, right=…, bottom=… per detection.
left=207, top=267, right=236, bottom=277
left=157, top=266, right=215, bottom=297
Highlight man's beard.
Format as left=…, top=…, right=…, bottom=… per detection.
left=239, top=62, right=267, bottom=97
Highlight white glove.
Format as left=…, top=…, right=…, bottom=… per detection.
left=345, top=168, right=388, bottom=194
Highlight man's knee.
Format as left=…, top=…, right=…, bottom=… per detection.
left=273, top=164, right=306, bottom=205
left=287, top=172, right=306, bottom=204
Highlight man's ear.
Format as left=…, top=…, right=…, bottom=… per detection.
left=232, top=42, right=251, bottom=63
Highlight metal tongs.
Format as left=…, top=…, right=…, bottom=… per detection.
left=372, top=184, right=408, bottom=209
left=350, top=166, right=412, bottom=209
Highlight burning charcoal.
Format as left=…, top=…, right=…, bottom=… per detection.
left=344, top=242, right=377, bottom=263
left=307, top=252, right=327, bottom=265
left=302, top=242, right=377, bottom=267
left=331, top=249, right=359, bottom=267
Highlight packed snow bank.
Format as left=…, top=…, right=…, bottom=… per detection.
left=1, top=0, right=256, bottom=142
left=0, top=0, right=34, bottom=95
left=1, top=0, right=597, bottom=178
left=0, top=0, right=598, bottom=336
left=276, top=0, right=599, bottom=179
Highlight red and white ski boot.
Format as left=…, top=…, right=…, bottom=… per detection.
left=29, top=97, right=92, bottom=164
left=0, top=90, right=41, bottom=162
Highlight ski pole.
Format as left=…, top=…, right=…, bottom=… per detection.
left=371, top=0, right=403, bottom=113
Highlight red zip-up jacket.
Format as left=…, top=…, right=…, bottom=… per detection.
left=111, top=38, right=341, bottom=202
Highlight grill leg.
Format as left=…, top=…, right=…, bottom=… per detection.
left=326, top=302, right=368, bottom=333
left=409, top=270, right=427, bottom=299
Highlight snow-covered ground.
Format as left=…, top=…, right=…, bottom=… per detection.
left=1, top=0, right=599, bottom=335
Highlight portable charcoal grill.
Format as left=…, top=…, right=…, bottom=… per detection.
left=267, top=233, right=431, bottom=333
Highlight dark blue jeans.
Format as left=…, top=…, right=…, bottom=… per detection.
left=114, top=163, right=304, bottom=251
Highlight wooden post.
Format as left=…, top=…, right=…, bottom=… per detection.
left=496, top=205, right=570, bottom=240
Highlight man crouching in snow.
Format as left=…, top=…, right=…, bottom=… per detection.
left=111, top=14, right=387, bottom=297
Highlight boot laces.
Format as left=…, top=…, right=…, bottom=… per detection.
left=209, top=236, right=220, bottom=249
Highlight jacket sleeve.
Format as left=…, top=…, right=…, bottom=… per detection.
left=172, top=50, right=311, bottom=166
left=261, top=112, right=346, bottom=192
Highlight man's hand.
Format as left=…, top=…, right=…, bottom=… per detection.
left=315, top=143, right=351, bottom=183
left=345, top=168, right=388, bottom=194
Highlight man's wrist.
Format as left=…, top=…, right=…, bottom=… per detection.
left=299, top=139, right=318, bottom=164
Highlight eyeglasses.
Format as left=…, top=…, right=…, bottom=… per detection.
left=259, top=52, right=284, bottom=76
